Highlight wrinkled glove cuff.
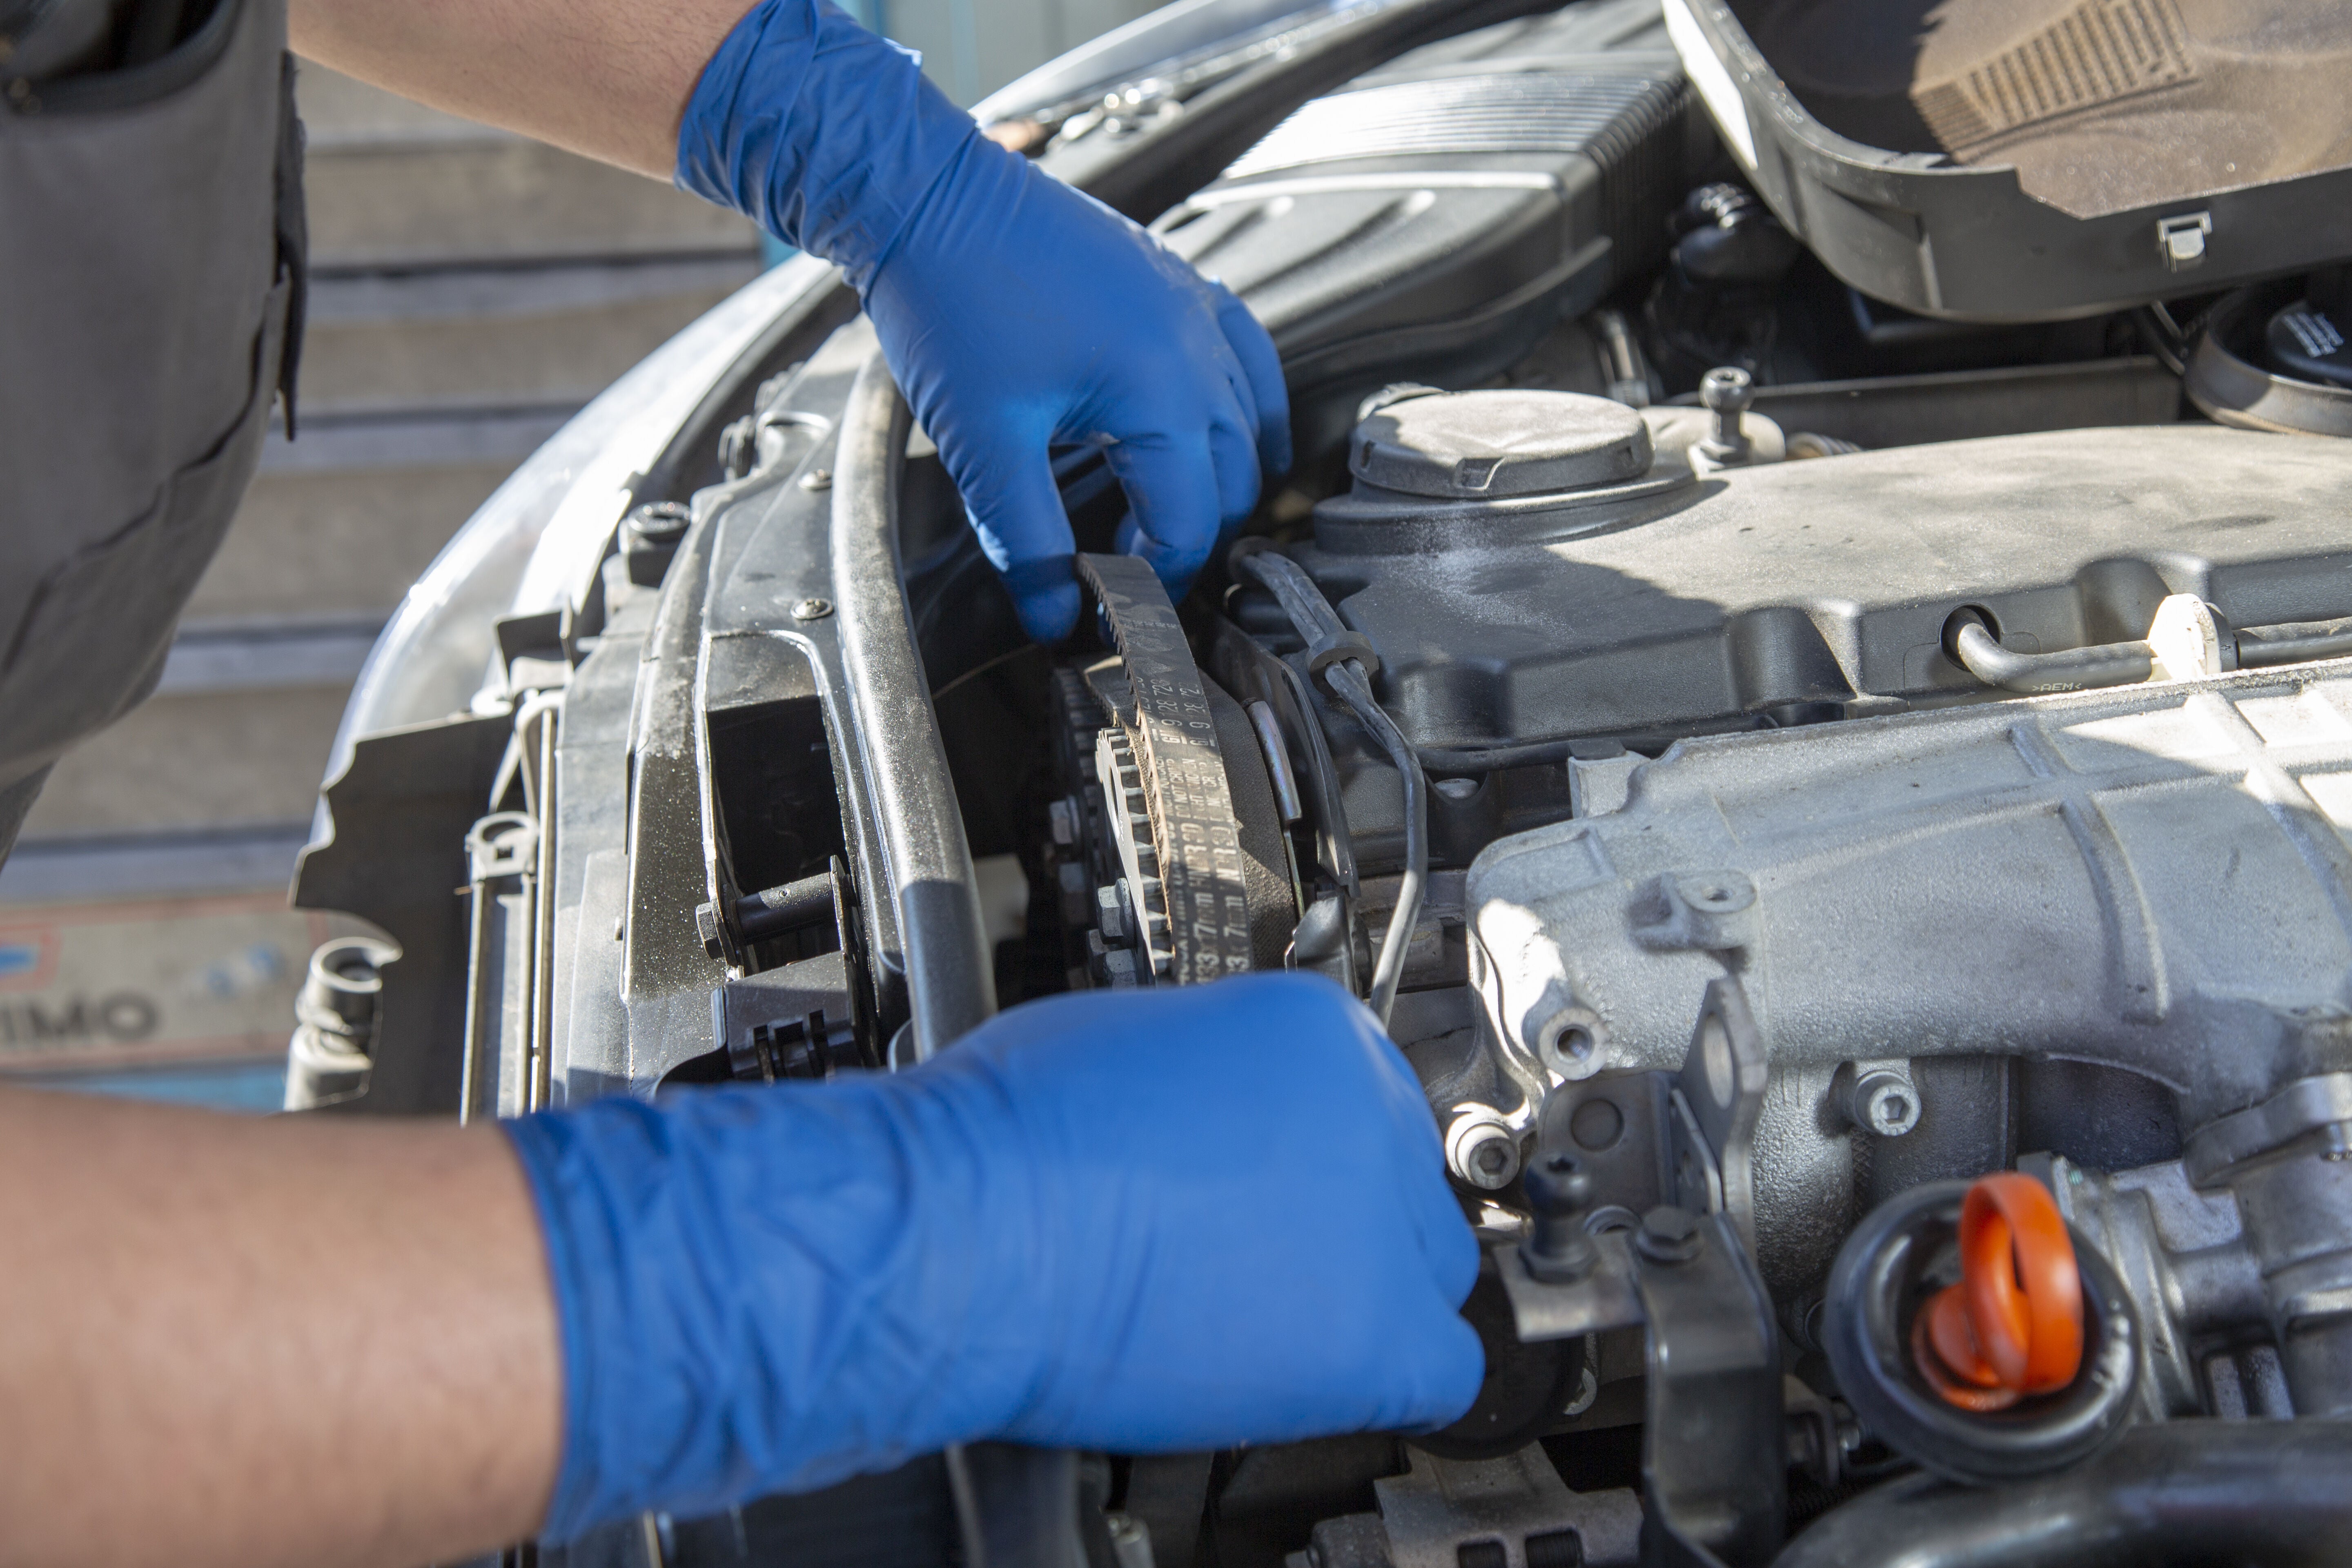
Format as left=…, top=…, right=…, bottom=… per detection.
left=675, top=0, right=983, bottom=291
left=504, top=1076, right=1045, bottom=1544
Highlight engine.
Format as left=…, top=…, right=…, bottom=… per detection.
left=293, top=0, right=2352, bottom=1561
left=1030, top=368, right=2352, bottom=1559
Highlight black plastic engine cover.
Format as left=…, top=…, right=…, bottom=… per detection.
left=1155, top=45, right=1697, bottom=455
left=1279, top=420, right=2352, bottom=751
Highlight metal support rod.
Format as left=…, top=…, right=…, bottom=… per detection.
left=832, top=347, right=1082, bottom=1568
left=1950, top=619, right=2155, bottom=695
left=830, top=349, right=995, bottom=1057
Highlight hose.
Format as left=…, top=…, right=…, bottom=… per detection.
left=1773, top=1422, right=2352, bottom=1568
left=1233, top=548, right=1427, bottom=1028
left=2237, top=616, right=2352, bottom=668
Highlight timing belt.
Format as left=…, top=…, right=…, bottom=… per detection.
left=1076, top=553, right=1254, bottom=984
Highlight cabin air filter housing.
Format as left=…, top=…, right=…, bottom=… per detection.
left=1153, top=50, right=1699, bottom=435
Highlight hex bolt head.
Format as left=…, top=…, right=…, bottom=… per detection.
left=693, top=902, right=727, bottom=962
left=1635, top=1204, right=1704, bottom=1264
left=791, top=597, right=834, bottom=622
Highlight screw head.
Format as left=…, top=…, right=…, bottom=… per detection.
left=1522, top=1151, right=1593, bottom=1217
left=1851, top=1067, right=1921, bottom=1137
left=1864, top=1082, right=1918, bottom=1136
left=1699, top=366, right=1754, bottom=413
left=1447, top=1114, right=1521, bottom=1191
left=623, top=499, right=690, bottom=547
left=791, top=597, right=834, bottom=622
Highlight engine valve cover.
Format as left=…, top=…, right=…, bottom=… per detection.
left=1292, top=416, right=2352, bottom=749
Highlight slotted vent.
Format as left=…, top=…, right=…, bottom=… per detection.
left=1913, top=0, right=2195, bottom=150
left=1225, top=71, right=1680, bottom=176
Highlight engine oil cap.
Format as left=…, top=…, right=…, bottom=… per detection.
left=1350, top=389, right=1652, bottom=500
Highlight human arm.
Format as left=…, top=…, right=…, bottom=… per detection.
left=0, top=976, right=1481, bottom=1561
left=286, top=0, right=748, bottom=176
left=290, top=0, right=1292, bottom=643
left=0, top=1087, right=561, bottom=1568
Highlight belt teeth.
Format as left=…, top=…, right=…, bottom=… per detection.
left=1098, top=728, right=1172, bottom=973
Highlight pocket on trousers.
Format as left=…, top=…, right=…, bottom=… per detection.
left=0, top=274, right=289, bottom=775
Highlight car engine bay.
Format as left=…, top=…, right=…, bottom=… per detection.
left=295, top=0, right=2352, bottom=1562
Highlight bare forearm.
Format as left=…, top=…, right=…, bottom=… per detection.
left=288, top=0, right=759, bottom=176
left=0, top=1087, right=561, bottom=1568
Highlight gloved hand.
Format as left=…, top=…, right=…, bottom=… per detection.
left=677, top=0, right=1291, bottom=642
left=505, top=973, right=1482, bottom=1542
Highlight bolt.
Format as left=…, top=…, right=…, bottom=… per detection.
left=1847, top=1065, right=1921, bottom=1137
left=1635, top=1204, right=1703, bottom=1264
left=791, top=597, right=834, bottom=621
left=693, top=902, right=726, bottom=962
left=623, top=499, right=690, bottom=547
left=1698, top=367, right=1754, bottom=463
left=1448, top=1113, right=1521, bottom=1192
left=1520, top=1152, right=1598, bottom=1282
left=800, top=467, right=834, bottom=491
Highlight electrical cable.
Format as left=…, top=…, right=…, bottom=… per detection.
left=1233, top=548, right=1425, bottom=1027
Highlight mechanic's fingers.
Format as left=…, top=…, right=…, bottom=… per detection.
left=1207, top=406, right=1265, bottom=532
left=1359, top=1030, right=1484, bottom=1311
left=1385, top=1296, right=1488, bottom=1432
left=1410, top=1158, right=1483, bottom=1309
left=1105, top=431, right=1224, bottom=598
left=956, top=448, right=1084, bottom=644
left=1214, top=282, right=1293, bottom=479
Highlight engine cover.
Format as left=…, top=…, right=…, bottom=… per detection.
left=1286, top=408, right=2352, bottom=749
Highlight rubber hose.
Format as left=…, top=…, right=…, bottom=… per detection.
left=1773, top=1422, right=2352, bottom=1568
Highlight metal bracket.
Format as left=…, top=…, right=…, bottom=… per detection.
left=1492, top=979, right=1782, bottom=1567
left=1629, top=1212, right=1785, bottom=1568
left=1669, top=977, right=1767, bottom=1258
left=1497, top=1229, right=1647, bottom=1343
left=1359, top=1446, right=1643, bottom=1568
left=713, top=949, right=867, bottom=1082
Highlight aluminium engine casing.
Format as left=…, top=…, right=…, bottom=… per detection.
left=1465, top=662, right=2352, bottom=1284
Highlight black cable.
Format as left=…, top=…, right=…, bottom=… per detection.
left=1233, top=549, right=1425, bottom=1027
left=1415, top=735, right=1592, bottom=774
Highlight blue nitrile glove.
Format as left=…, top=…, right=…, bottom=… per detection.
left=676, top=0, right=1292, bottom=643
left=504, top=973, right=1481, bottom=1542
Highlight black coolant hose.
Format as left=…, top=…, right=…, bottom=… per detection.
left=1774, top=1422, right=2352, bottom=1568
left=2238, top=615, right=2352, bottom=668
left=1232, top=547, right=1426, bottom=1029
